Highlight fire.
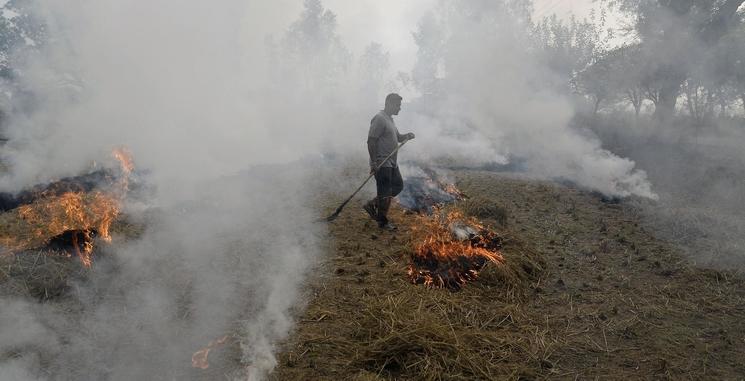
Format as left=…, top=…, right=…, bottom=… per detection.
left=192, top=335, right=230, bottom=370
left=443, top=183, right=465, bottom=199
left=15, top=191, right=119, bottom=266
left=2, top=148, right=134, bottom=267
left=112, top=147, right=134, bottom=176
left=110, top=147, right=134, bottom=199
left=408, top=209, right=503, bottom=291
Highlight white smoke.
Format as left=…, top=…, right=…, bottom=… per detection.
left=0, top=1, right=661, bottom=380
left=400, top=1, right=657, bottom=199
left=0, top=1, right=332, bottom=379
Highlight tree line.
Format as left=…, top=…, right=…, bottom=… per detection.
left=0, top=0, right=742, bottom=128
left=568, top=0, right=745, bottom=123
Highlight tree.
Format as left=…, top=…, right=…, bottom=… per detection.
left=280, top=0, right=351, bottom=92
left=617, top=45, right=648, bottom=119
left=574, top=55, right=615, bottom=115
left=718, top=20, right=745, bottom=113
left=0, top=0, right=45, bottom=130
left=357, top=42, right=391, bottom=103
left=605, top=0, right=745, bottom=122
left=737, top=53, right=745, bottom=114
left=683, top=77, right=716, bottom=124
left=0, top=0, right=44, bottom=77
left=411, top=11, right=446, bottom=97
left=358, top=43, right=390, bottom=91
left=533, top=11, right=611, bottom=94
left=595, top=44, right=648, bottom=119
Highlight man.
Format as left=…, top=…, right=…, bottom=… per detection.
left=364, top=93, right=415, bottom=230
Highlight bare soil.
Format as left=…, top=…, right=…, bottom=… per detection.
left=271, top=171, right=745, bottom=380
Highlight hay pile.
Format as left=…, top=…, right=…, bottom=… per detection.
left=0, top=219, right=141, bottom=300
left=347, top=226, right=545, bottom=380
left=0, top=192, right=119, bottom=254
left=272, top=195, right=546, bottom=380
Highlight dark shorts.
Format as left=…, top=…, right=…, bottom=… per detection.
left=375, top=166, right=403, bottom=200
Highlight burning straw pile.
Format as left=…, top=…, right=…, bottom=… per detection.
left=0, top=148, right=134, bottom=268
left=275, top=197, right=546, bottom=380
left=408, top=209, right=503, bottom=291
left=397, top=168, right=509, bottom=291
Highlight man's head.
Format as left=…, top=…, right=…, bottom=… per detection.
left=384, top=93, right=402, bottom=116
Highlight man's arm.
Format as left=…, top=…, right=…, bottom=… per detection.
left=367, top=136, right=378, bottom=172
left=397, top=131, right=415, bottom=142
left=368, top=116, right=384, bottom=173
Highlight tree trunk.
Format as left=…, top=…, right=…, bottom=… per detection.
left=646, top=87, right=660, bottom=117
left=719, top=97, right=727, bottom=118
left=685, top=85, right=696, bottom=121
left=627, top=89, right=643, bottom=121
left=655, top=85, right=679, bottom=123
left=705, top=91, right=715, bottom=121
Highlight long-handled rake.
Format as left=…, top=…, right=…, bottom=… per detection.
left=319, top=139, right=410, bottom=222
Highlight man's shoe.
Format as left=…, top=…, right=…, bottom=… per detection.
left=379, top=222, right=398, bottom=231
left=363, top=202, right=377, bottom=221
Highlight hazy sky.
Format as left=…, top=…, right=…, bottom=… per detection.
left=246, top=0, right=605, bottom=71
left=323, top=0, right=602, bottom=70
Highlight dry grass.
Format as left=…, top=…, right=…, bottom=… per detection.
left=0, top=250, right=85, bottom=299
left=270, top=182, right=549, bottom=380
left=2, top=169, right=744, bottom=380
left=459, top=197, right=509, bottom=226
left=270, top=171, right=745, bottom=380
left=0, top=218, right=143, bottom=300
left=0, top=192, right=119, bottom=254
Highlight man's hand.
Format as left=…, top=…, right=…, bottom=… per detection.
left=370, top=167, right=376, bottom=175
left=404, top=132, right=415, bottom=140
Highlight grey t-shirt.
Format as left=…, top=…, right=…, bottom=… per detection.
left=368, top=111, right=404, bottom=168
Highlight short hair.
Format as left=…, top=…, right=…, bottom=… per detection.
left=385, top=93, right=402, bottom=106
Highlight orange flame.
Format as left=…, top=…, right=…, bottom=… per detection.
left=111, top=147, right=134, bottom=196
left=16, top=191, right=119, bottom=266
left=112, top=147, right=134, bottom=176
left=443, top=183, right=465, bottom=199
left=408, top=209, right=503, bottom=289
left=192, top=335, right=230, bottom=370
left=3, top=148, right=134, bottom=267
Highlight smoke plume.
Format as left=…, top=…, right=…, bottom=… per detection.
left=0, top=0, right=666, bottom=380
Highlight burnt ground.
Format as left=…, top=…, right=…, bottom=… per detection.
left=270, top=171, right=745, bottom=380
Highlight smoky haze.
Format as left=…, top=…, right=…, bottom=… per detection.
left=398, top=1, right=656, bottom=198
left=577, top=0, right=745, bottom=268
left=3, top=0, right=734, bottom=380
left=1, top=1, right=333, bottom=379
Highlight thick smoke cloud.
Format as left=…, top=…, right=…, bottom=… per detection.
left=577, top=1, right=745, bottom=267
left=400, top=1, right=656, bottom=198
left=0, top=0, right=662, bottom=380
left=0, top=1, right=331, bottom=379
